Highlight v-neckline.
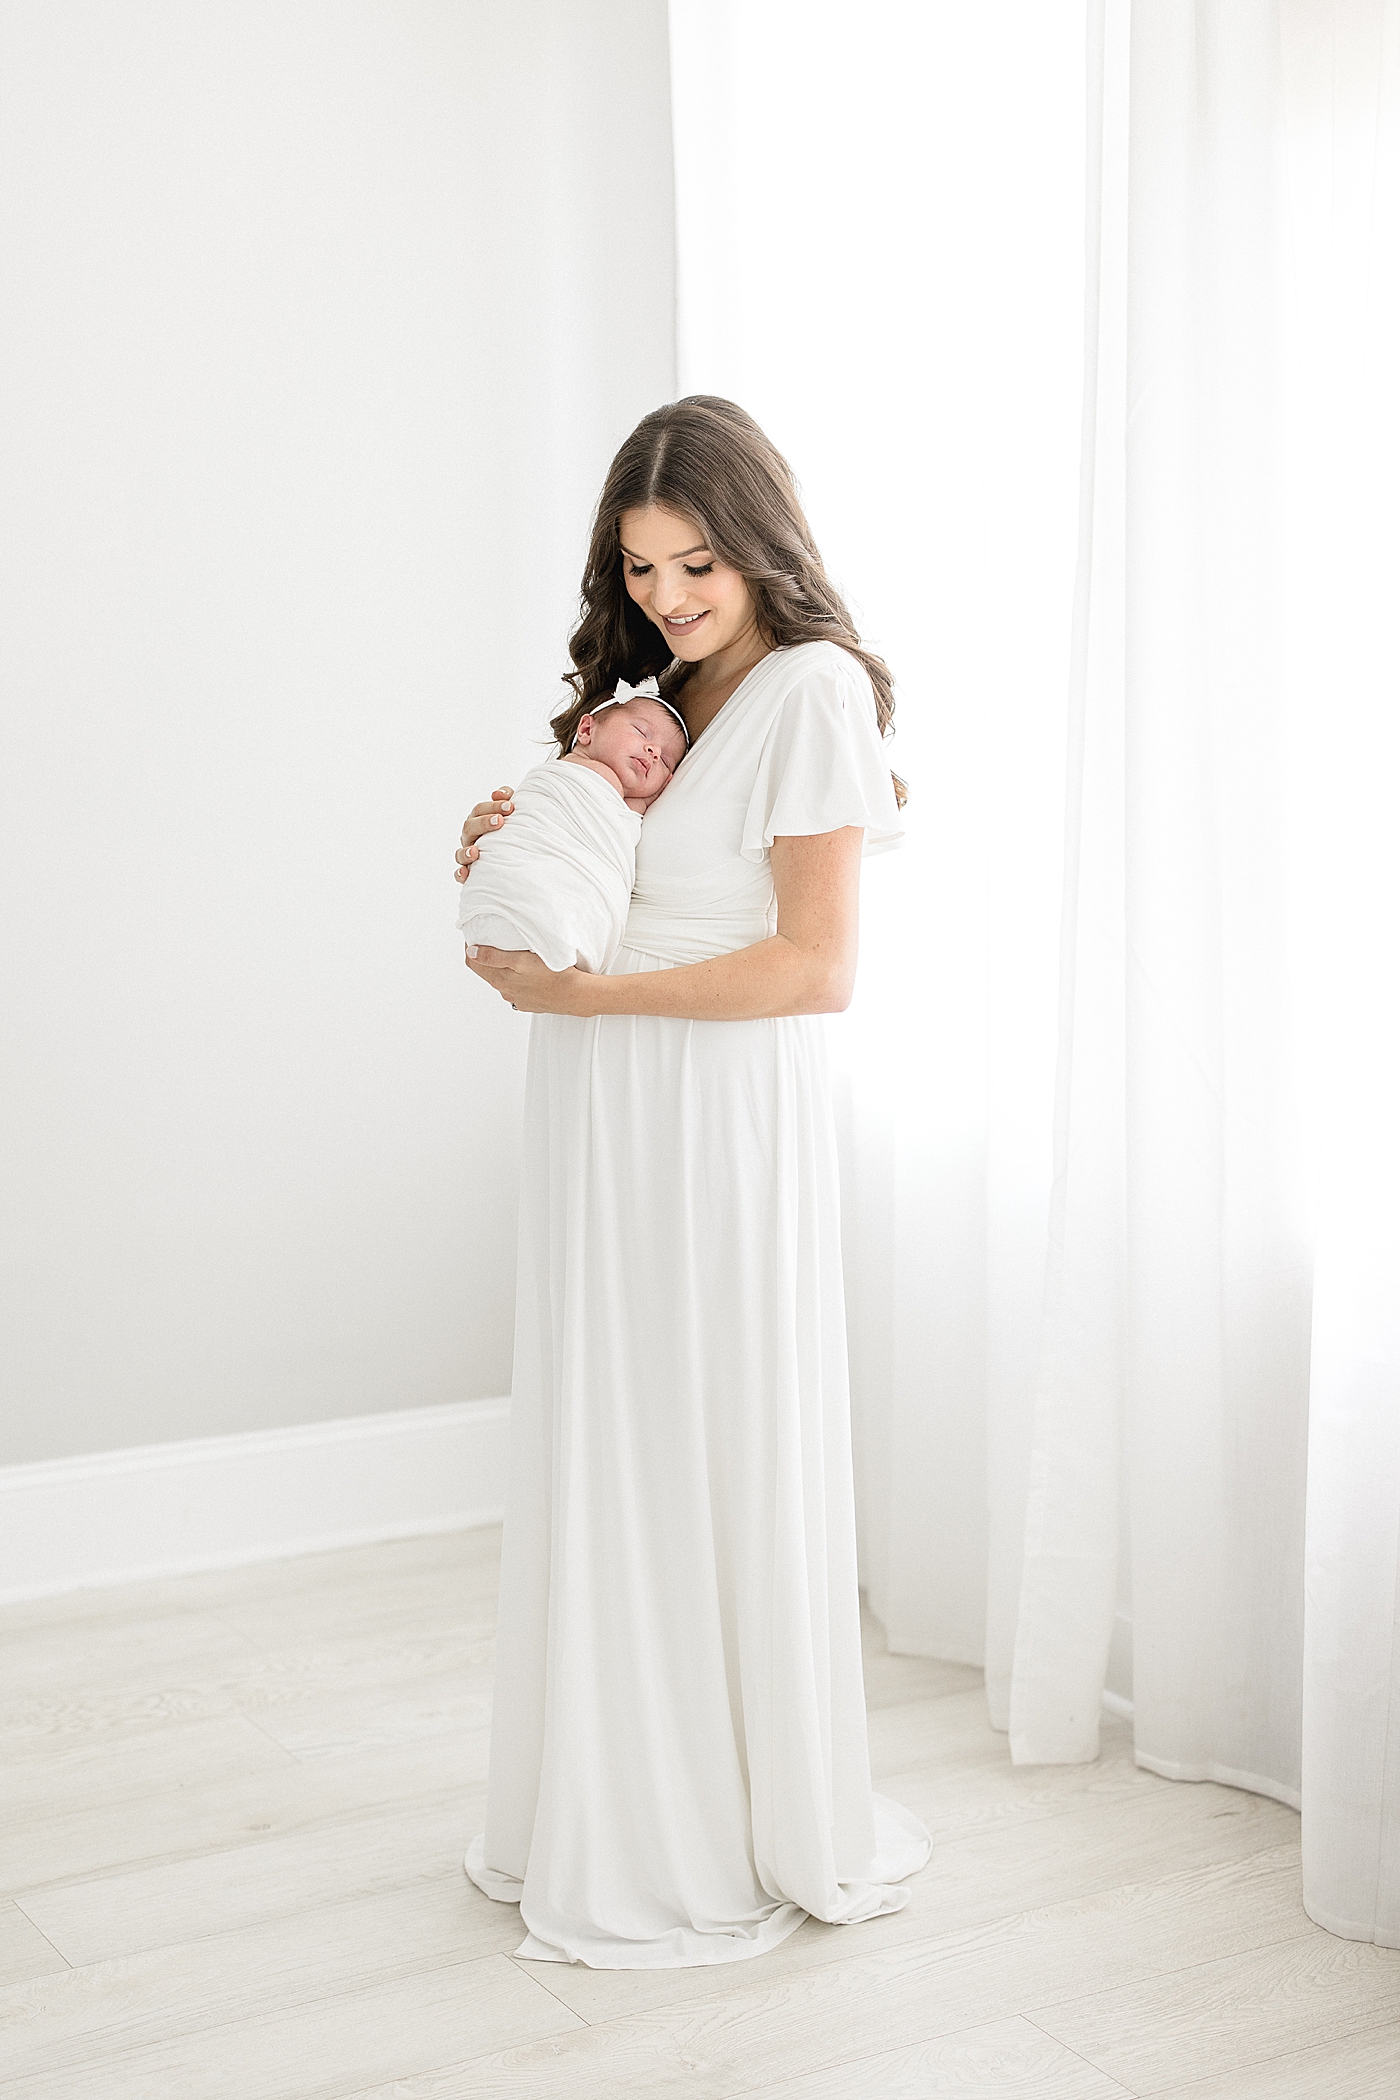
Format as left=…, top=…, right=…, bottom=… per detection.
left=679, top=649, right=778, bottom=756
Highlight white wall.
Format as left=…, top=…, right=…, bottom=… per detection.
left=0, top=0, right=675, bottom=1464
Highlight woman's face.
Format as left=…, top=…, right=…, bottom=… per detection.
left=619, top=505, right=758, bottom=663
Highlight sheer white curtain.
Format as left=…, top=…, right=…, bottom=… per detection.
left=668, top=0, right=1400, bottom=1946
left=1014, top=0, right=1313, bottom=1794
left=668, top=0, right=1090, bottom=1675
left=1014, top=0, right=1400, bottom=1942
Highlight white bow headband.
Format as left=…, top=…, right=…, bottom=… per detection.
left=570, top=676, right=691, bottom=752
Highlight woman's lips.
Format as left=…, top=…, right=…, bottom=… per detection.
left=664, top=610, right=708, bottom=634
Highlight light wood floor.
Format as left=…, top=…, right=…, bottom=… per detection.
left=3, top=1531, right=1398, bottom=2098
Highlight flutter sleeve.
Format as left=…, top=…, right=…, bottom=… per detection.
left=739, top=644, right=904, bottom=864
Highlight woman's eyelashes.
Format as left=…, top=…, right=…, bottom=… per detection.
left=624, top=560, right=716, bottom=578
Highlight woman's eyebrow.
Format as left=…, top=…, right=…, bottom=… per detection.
left=619, top=542, right=710, bottom=562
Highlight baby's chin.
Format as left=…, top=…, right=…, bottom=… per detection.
left=626, top=768, right=675, bottom=806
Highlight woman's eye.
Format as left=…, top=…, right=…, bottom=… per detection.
left=627, top=563, right=652, bottom=578
left=683, top=563, right=714, bottom=577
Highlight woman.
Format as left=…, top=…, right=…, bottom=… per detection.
left=455, top=396, right=930, bottom=1968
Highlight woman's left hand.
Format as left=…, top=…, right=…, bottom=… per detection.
left=465, top=945, right=593, bottom=1015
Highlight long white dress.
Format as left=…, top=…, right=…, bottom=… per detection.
left=466, top=640, right=932, bottom=1968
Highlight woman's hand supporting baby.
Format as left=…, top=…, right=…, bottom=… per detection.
left=454, top=788, right=515, bottom=881
left=456, top=788, right=591, bottom=1012
left=456, top=785, right=590, bottom=1011
left=465, top=945, right=589, bottom=1012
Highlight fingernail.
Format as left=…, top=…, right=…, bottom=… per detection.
left=491, top=816, right=501, bottom=826
left=467, top=945, right=478, bottom=959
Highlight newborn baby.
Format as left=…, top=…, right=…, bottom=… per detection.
left=457, top=677, right=688, bottom=974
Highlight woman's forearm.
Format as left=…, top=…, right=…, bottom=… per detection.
left=573, top=832, right=863, bottom=1020
left=573, top=933, right=853, bottom=1022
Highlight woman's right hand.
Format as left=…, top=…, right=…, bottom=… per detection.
left=454, top=787, right=515, bottom=882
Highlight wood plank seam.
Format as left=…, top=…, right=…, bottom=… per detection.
left=4, top=1779, right=477, bottom=1908
left=1020, top=1984, right=1400, bottom=2096
left=3, top=1908, right=73, bottom=1972
left=1022, top=2024, right=1144, bottom=2100
left=0, top=1949, right=549, bottom=2091
left=1013, top=1917, right=1321, bottom=2017
left=508, top=1952, right=599, bottom=2025
left=421, top=1914, right=1321, bottom=2094
left=708, top=2020, right=1143, bottom=2100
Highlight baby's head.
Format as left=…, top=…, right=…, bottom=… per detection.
left=572, top=695, right=688, bottom=805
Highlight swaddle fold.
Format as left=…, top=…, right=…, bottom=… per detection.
left=457, top=760, right=641, bottom=975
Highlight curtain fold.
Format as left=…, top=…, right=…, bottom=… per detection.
left=1119, top=0, right=1311, bottom=1804
left=1006, top=0, right=1128, bottom=1766
left=1288, top=0, right=1400, bottom=1947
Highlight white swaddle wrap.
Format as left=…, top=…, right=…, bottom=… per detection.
left=457, top=759, right=641, bottom=975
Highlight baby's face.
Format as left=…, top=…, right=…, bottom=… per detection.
left=578, top=699, right=687, bottom=804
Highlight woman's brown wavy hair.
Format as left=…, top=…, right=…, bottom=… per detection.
left=550, top=396, right=905, bottom=805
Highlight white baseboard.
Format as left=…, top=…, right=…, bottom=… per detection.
left=0, top=1397, right=511, bottom=1605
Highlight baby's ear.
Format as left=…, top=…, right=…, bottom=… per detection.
left=574, top=714, right=593, bottom=744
